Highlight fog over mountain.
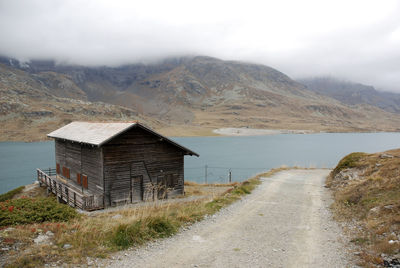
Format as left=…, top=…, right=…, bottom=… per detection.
left=299, top=77, right=400, bottom=113
left=3, top=54, right=400, bottom=142
left=0, top=0, right=400, bottom=92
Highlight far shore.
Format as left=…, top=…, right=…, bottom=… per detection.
left=212, top=127, right=316, bottom=136
left=0, top=127, right=396, bottom=142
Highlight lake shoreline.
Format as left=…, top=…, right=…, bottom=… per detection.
left=0, top=128, right=396, bottom=143
left=212, top=127, right=316, bottom=136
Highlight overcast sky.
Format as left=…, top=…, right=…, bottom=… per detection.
left=1, top=0, right=400, bottom=91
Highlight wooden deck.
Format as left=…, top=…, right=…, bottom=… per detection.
left=37, top=168, right=104, bottom=211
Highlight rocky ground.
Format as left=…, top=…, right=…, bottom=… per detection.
left=3, top=56, right=400, bottom=142
left=97, top=169, right=353, bottom=268
left=327, top=150, right=400, bottom=267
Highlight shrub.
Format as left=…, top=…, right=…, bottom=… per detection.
left=147, top=217, right=177, bottom=238
left=232, top=186, right=250, bottom=195
left=112, top=223, right=142, bottom=249
left=332, top=152, right=367, bottom=176
left=0, top=186, right=25, bottom=202
left=0, top=197, right=78, bottom=226
left=111, top=217, right=178, bottom=249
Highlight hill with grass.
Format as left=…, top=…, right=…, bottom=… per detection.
left=0, top=63, right=162, bottom=141
left=327, top=149, right=400, bottom=266
left=2, top=56, right=400, bottom=140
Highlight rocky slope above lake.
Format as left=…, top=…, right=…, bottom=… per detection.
left=2, top=56, right=400, bottom=141
left=0, top=63, right=161, bottom=141
left=299, top=76, right=400, bottom=114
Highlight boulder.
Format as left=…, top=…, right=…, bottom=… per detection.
left=45, top=231, right=54, bottom=236
left=33, top=234, right=53, bottom=245
left=63, top=244, right=73, bottom=249
left=368, top=206, right=381, bottom=217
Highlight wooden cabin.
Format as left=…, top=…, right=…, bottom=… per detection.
left=38, top=122, right=198, bottom=210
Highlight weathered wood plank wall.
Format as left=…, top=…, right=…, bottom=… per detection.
left=103, top=127, right=184, bottom=206
left=55, top=140, right=104, bottom=199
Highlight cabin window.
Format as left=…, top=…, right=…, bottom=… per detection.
left=56, top=163, right=60, bottom=174
left=77, top=173, right=81, bottom=185
left=62, top=167, right=70, bottom=179
left=82, top=175, right=88, bottom=189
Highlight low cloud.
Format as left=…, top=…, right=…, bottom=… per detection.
left=1, top=0, right=400, bottom=91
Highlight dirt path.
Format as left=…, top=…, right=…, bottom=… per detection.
left=102, top=169, right=351, bottom=268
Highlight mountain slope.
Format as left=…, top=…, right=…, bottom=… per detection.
left=0, top=63, right=161, bottom=141
left=1, top=56, right=400, bottom=141
left=299, top=77, right=400, bottom=114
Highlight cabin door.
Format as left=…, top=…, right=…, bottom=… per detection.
left=131, top=175, right=144, bottom=202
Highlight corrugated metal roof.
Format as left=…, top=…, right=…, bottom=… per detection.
left=47, top=121, right=199, bottom=156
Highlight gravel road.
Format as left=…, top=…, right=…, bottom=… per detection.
left=101, top=169, right=351, bottom=268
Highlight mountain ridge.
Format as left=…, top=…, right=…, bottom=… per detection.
left=1, top=55, right=400, bottom=141
left=299, top=76, right=400, bottom=114
left=0, top=62, right=163, bottom=141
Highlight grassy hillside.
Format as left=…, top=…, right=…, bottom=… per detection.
left=327, top=149, right=400, bottom=267
left=3, top=56, right=400, bottom=141
left=0, top=63, right=162, bottom=141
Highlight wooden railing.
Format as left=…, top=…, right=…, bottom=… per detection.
left=41, top=168, right=57, bottom=176
left=37, top=168, right=104, bottom=211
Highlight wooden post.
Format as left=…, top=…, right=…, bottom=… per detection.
left=205, top=165, right=208, bottom=184
left=229, top=169, right=232, bottom=183
left=82, top=196, right=86, bottom=210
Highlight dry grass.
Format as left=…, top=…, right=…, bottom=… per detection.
left=328, top=149, right=400, bottom=266
left=183, top=181, right=237, bottom=198
left=183, top=166, right=298, bottom=198
left=157, top=125, right=217, bottom=137
left=184, top=181, right=238, bottom=187
left=2, top=169, right=289, bottom=267
left=184, top=185, right=233, bottom=198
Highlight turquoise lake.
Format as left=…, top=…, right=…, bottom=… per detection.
left=1, top=133, right=400, bottom=194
